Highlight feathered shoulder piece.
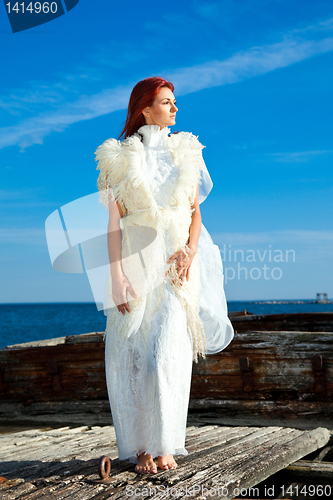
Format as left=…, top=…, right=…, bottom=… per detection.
left=94, top=130, right=205, bottom=213
left=94, top=138, right=129, bottom=214
left=168, top=131, right=205, bottom=155
left=95, top=138, right=125, bottom=192
left=95, top=131, right=203, bottom=190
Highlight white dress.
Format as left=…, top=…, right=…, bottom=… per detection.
left=104, top=126, right=193, bottom=464
left=44, top=124, right=234, bottom=465
left=102, top=124, right=234, bottom=465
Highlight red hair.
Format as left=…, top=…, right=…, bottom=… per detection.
left=118, top=77, right=174, bottom=140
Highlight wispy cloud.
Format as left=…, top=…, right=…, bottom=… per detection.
left=0, top=85, right=134, bottom=151
left=1, top=18, right=333, bottom=151
left=212, top=229, right=333, bottom=261
left=232, top=139, right=276, bottom=150
left=0, top=228, right=46, bottom=245
left=213, top=229, right=333, bottom=244
left=170, top=37, right=333, bottom=95
left=0, top=188, right=42, bottom=200
left=0, top=188, right=56, bottom=208
left=0, top=88, right=63, bottom=114
left=288, top=16, right=333, bottom=35
left=266, top=150, right=333, bottom=162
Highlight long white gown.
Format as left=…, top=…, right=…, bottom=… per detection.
left=103, top=125, right=234, bottom=465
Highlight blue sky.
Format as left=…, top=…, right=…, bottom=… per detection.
left=0, top=0, right=332, bottom=303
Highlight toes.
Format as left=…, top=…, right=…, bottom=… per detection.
left=146, top=467, right=157, bottom=474
left=157, top=455, right=177, bottom=471
left=135, top=453, right=157, bottom=474
left=137, top=462, right=157, bottom=474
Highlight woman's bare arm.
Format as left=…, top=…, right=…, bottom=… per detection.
left=107, top=198, right=124, bottom=278
left=167, top=184, right=201, bottom=283
left=107, top=198, right=137, bottom=314
left=187, top=184, right=201, bottom=251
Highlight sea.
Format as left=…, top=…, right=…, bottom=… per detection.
left=0, top=300, right=332, bottom=349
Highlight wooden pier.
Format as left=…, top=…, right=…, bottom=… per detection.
left=0, top=423, right=331, bottom=499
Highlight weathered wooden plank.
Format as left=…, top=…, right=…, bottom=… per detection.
left=0, top=400, right=114, bottom=427
left=189, top=398, right=333, bottom=412
left=0, top=435, right=113, bottom=462
left=3, top=337, right=68, bottom=350
left=186, top=426, right=279, bottom=455
left=1, top=398, right=333, bottom=431
left=0, top=427, right=91, bottom=451
left=314, top=444, right=333, bottom=461
left=0, top=426, right=90, bottom=450
left=283, top=459, right=333, bottom=480
left=3, top=481, right=95, bottom=500
left=3, top=332, right=104, bottom=350
left=193, top=356, right=333, bottom=380
left=233, top=433, right=333, bottom=495
left=65, top=333, right=105, bottom=345
left=0, top=428, right=116, bottom=457
left=231, top=312, right=333, bottom=333
left=184, top=425, right=220, bottom=437
left=0, top=432, right=117, bottom=464
left=0, top=481, right=37, bottom=499
left=186, top=411, right=333, bottom=433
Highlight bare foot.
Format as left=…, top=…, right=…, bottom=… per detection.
left=158, top=454, right=177, bottom=470
left=134, top=452, right=157, bottom=474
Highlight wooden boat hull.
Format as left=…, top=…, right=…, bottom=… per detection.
left=0, top=313, right=332, bottom=427
left=230, top=311, right=333, bottom=332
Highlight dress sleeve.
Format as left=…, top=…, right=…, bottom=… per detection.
left=94, top=138, right=128, bottom=215
left=198, top=153, right=213, bottom=205
left=186, top=133, right=213, bottom=205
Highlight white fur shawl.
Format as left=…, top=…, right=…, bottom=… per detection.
left=94, top=131, right=204, bottom=219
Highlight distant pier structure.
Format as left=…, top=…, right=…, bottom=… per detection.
left=316, top=293, right=329, bottom=303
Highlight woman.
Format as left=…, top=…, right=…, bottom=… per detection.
left=95, top=77, right=234, bottom=475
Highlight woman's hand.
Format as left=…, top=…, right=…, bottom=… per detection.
left=166, top=245, right=197, bottom=285
left=111, top=273, right=137, bottom=315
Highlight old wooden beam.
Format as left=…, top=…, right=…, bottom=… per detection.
left=283, top=459, right=333, bottom=481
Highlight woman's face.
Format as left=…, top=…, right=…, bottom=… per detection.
left=142, top=87, right=178, bottom=129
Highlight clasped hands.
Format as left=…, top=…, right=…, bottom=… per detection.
left=166, top=244, right=197, bottom=285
